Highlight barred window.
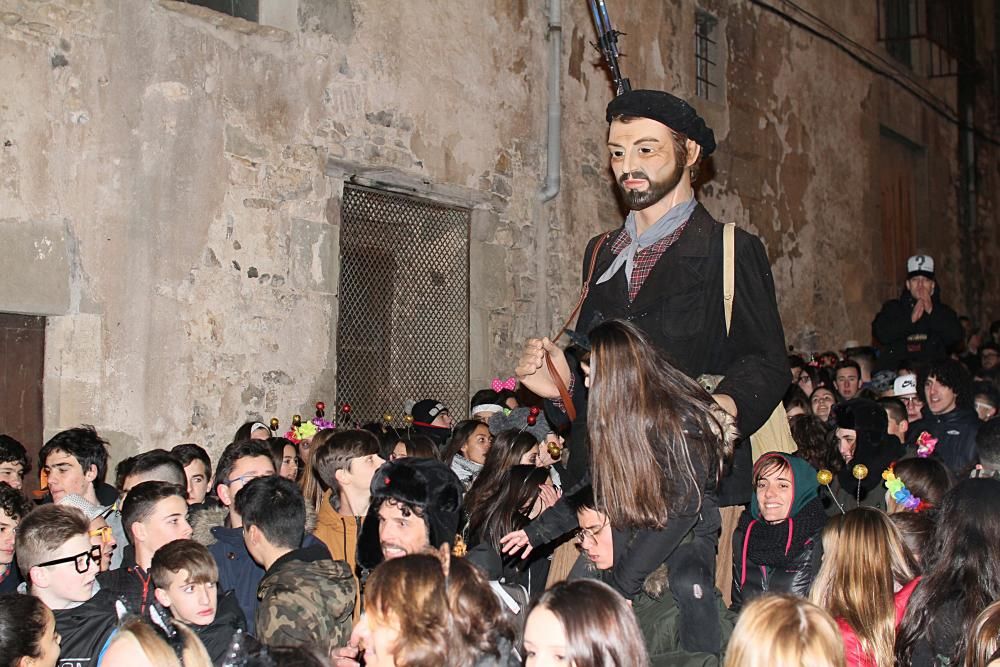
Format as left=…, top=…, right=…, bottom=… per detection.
left=335, top=185, right=470, bottom=424
left=695, top=11, right=719, bottom=102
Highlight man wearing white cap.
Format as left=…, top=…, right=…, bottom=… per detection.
left=890, top=374, right=924, bottom=423
left=872, top=254, right=963, bottom=371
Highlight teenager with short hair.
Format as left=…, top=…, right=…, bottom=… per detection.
left=878, top=397, right=910, bottom=444
left=189, top=439, right=275, bottom=633
left=151, top=538, right=254, bottom=665
left=834, top=360, right=863, bottom=401
left=237, top=476, right=354, bottom=653
left=311, top=429, right=384, bottom=620
left=99, top=481, right=192, bottom=615
left=566, top=486, right=734, bottom=662
left=116, top=450, right=187, bottom=496
left=171, top=444, right=214, bottom=508
left=908, top=359, right=979, bottom=474
left=55, top=494, right=118, bottom=573
left=15, top=505, right=117, bottom=667
left=973, top=417, right=1000, bottom=479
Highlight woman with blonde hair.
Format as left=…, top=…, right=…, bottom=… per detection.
left=724, top=594, right=845, bottom=667
left=809, top=507, right=920, bottom=667
left=99, top=617, right=213, bottom=667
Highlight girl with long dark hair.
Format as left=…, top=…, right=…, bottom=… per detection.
left=894, top=478, right=1000, bottom=666
left=503, top=319, right=733, bottom=654
left=465, top=465, right=553, bottom=601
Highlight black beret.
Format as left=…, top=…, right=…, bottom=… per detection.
left=606, top=89, right=716, bottom=157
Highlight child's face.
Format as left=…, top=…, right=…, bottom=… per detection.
left=33, top=534, right=99, bottom=608
left=156, top=569, right=218, bottom=626
left=183, top=460, right=212, bottom=505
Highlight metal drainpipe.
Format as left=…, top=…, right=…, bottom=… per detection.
left=539, top=0, right=562, bottom=201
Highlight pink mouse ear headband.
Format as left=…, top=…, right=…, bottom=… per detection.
left=492, top=377, right=517, bottom=392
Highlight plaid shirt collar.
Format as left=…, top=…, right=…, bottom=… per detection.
left=609, top=221, right=690, bottom=302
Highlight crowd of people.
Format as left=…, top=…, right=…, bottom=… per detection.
left=1, top=305, right=998, bottom=667
left=3, top=87, right=1000, bottom=667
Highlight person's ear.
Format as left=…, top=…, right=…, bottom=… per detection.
left=154, top=587, right=172, bottom=608
left=28, top=566, right=49, bottom=590
left=216, top=484, right=231, bottom=508
left=131, top=520, right=148, bottom=545
left=684, top=139, right=701, bottom=167
left=246, top=524, right=262, bottom=547
left=84, top=464, right=98, bottom=483
left=334, top=468, right=351, bottom=487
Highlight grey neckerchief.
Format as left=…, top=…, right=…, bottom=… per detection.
left=595, top=197, right=698, bottom=286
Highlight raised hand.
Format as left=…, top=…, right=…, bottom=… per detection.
left=515, top=337, right=570, bottom=399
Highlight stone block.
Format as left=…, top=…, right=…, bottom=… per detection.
left=0, top=219, right=71, bottom=315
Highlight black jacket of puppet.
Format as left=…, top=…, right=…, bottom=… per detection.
left=546, top=203, right=789, bottom=502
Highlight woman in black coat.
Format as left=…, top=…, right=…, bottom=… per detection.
left=730, top=452, right=827, bottom=611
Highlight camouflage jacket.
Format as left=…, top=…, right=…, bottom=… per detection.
left=255, top=542, right=355, bottom=652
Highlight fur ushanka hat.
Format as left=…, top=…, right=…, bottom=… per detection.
left=357, top=457, right=464, bottom=571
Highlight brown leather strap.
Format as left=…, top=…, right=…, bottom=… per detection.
left=546, top=232, right=611, bottom=423
left=551, top=232, right=611, bottom=343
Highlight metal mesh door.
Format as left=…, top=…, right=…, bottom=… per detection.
left=336, top=185, right=470, bottom=424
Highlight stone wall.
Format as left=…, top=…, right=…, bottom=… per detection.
left=0, top=0, right=995, bottom=460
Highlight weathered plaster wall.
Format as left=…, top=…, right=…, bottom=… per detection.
left=0, top=0, right=551, bottom=459
left=0, top=0, right=994, bottom=462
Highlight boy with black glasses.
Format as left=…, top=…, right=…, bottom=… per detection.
left=16, top=504, right=117, bottom=666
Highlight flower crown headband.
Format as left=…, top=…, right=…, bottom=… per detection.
left=882, top=463, right=931, bottom=512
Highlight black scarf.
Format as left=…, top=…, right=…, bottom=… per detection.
left=738, top=496, right=827, bottom=571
